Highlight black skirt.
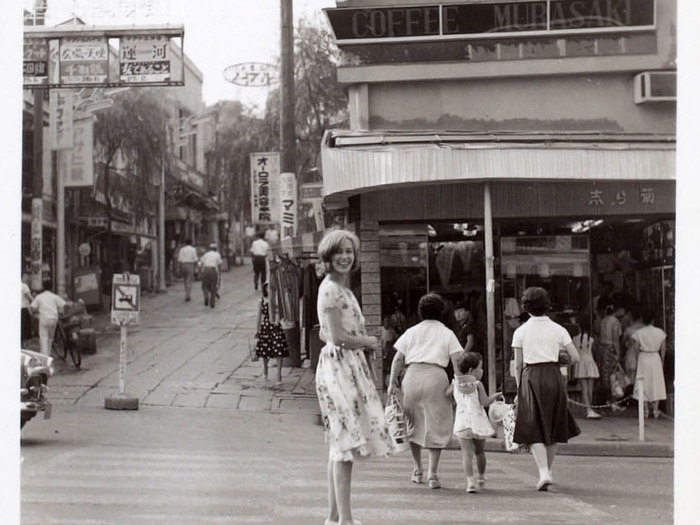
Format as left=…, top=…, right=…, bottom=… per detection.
left=513, top=362, right=580, bottom=445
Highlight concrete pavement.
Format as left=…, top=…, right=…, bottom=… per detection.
left=33, top=261, right=673, bottom=458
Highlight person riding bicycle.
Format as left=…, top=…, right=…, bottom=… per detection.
left=29, top=279, right=68, bottom=357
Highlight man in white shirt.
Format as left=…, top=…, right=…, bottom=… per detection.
left=29, top=279, right=67, bottom=356
left=177, top=238, right=199, bottom=302
left=200, top=243, right=222, bottom=308
left=249, top=232, right=270, bottom=291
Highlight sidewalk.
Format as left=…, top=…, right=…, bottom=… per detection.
left=39, top=262, right=673, bottom=458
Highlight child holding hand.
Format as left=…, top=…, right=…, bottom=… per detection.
left=446, top=352, right=504, bottom=493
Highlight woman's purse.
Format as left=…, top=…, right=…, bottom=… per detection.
left=502, top=403, right=528, bottom=453
left=610, top=362, right=631, bottom=399
left=384, top=392, right=412, bottom=454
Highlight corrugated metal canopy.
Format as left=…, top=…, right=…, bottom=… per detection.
left=320, top=130, right=676, bottom=207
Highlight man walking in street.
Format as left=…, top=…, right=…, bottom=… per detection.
left=177, top=238, right=198, bottom=302
left=29, top=279, right=67, bottom=357
left=200, top=243, right=222, bottom=308
left=250, top=232, right=270, bottom=291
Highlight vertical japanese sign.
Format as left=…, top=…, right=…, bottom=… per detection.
left=59, top=37, right=109, bottom=85
left=280, top=172, right=297, bottom=240
left=119, top=35, right=171, bottom=83
left=250, top=152, right=280, bottom=225
left=49, top=90, right=74, bottom=149
left=23, top=38, right=49, bottom=85
left=65, top=118, right=95, bottom=187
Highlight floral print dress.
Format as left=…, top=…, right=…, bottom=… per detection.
left=315, top=278, right=393, bottom=462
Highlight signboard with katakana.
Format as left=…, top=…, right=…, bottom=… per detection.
left=59, top=37, right=109, bottom=85
left=23, top=37, right=49, bottom=85
left=119, top=35, right=171, bottom=83
left=250, top=152, right=280, bottom=225
left=111, top=274, right=141, bottom=325
left=280, top=172, right=297, bottom=240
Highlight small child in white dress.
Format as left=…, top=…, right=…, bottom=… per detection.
left=446, top=352, right=504, bottom=493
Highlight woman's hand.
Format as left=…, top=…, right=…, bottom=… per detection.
left=387, top=383, right=399, bottom=397
left=366, top=336, right=381, bottom=352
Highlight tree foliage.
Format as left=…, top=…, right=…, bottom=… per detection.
left=93, top=88, right=168, bottom=221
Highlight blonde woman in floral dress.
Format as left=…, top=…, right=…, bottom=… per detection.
left=316, top=229, right=392, bottom=525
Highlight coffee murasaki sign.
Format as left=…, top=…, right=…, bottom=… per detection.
left=326, top=0, right=655, bottom=43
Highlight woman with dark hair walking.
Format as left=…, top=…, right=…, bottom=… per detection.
left=387, top=293, right=463, bottom=490
left=512, top=287, right=580, bottom=491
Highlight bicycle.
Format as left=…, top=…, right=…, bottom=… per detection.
left=52, top=319, right=81, bottom=369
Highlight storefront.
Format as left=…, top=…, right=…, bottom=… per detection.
left=320, top=0, right=677, bottom=401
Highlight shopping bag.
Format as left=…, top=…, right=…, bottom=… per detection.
left=610, top=363, right=631, bottom=399
left=502, top=404, right=528, bottom=453
left=384, top=393, right=412, bottom=454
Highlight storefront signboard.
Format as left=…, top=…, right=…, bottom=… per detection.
left=223, top=62, right=278, bottom=87
left=250, top=152, right=281, bottom=225
left=59, top=37, right=109, bottom=85
left=23, top=37, right=49, bottom=85
left=49, top=90, right=74, bottom=150
left=300, top=183, right=324, bottom=203
left=119, top=35, right=171, bottom=83
left=280, top=172, right=297, bottom=240
left=326, top=0, right=655, bottom=43
left=64, top=118, right=94, bottom=187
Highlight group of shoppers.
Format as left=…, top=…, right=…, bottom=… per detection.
left=312, top=229, right=584, bottom=525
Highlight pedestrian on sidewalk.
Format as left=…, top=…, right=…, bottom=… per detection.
left=573, top=332, right=602, bottom=419
left=254, top=283, right=289, bottom=387
left=21, top=272, right=34, bottom=345
left=631, top=309, right=667, bottom=419
left=28, top=279, right=67, bottom=357
left=387, top=293, right=463, bottom=490
left=200, top=243, right=222, bottom=308
left=598, top=301, right=627, bottom=412
left=512, top=287, right=580, bottom=492
left=315, top=229, right=392, bottom=525
left=448, top=351, right=503, bottom=493
left=177, top=239, right=198, bottom=302
left=250, top=232, right=270, bottom=291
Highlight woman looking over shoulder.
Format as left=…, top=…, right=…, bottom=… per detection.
left=315, top=229, right=393, bottom=525
left=512, top=287, right=580, bottom=492
left=387, top=293, right=463, bottom=490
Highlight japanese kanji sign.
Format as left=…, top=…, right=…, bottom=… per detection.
left=59, top=37, right=109, bottom=85
left=280, top=172, right=297, bottom=240
left=119, top=35, right=171, bottom=83
left=65, top=118, right=95, bottom=187
left=250, top=152, right=280, bottom=225
left=111, top=273, right=141, bottom=325
left=23, top=38, right=49, bottom=85
left=49, top=90, right=74, bottom=150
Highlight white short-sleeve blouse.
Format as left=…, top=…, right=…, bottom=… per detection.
left=393, top=320, right=463, bottom=368
left=511, top=316, right=572, bottom=364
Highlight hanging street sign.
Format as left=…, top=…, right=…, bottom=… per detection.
left=59, top=36, right=110, bottom=85
left=280, top=172, right=297, bottom=240
left=250, top=152, right=281, bottom=225
left=23, top=37, right=49, bottom=85
left=223, top=62, right=278, bottom=87
left=111, top=273, right=141, bottom=325
left=120, top=34, right=171, bottom=83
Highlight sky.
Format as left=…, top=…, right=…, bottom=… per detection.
left=29, top=0, right=337, bottom=109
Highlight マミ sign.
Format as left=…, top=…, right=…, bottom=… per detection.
left=59, top=37, right=109, bottom=84
left=280, top=172, right=297, bottom=240
left=120, top=35, right=171, bottom=83
left=223, top=62, right=278, bottom=87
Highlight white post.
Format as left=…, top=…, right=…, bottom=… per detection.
left=119, top=324, right=127, bottom=394
left=158, top=158, right=166, bottom=291
left=638, top=375, right=645, bottom=441
left=483, top=183, right=496, bottom=394
left=56, top=150, right=66, bottom=296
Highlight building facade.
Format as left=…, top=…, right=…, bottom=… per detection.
left=321, top=0, right=676, bottom=403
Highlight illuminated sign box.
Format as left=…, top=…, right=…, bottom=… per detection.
left=326, top=0, right=655, bottom=44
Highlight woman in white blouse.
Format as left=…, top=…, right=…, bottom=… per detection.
left=388, top=293, right=463, bottom=490
left=512, top=287, right=580, bottom=491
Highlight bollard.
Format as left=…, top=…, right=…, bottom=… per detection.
left=104, top=323, right=139, bottom=410
left=637, top=375, right=645, bottom=441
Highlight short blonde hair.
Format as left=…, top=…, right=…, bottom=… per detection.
left=317, top=229, right=361, bottom=272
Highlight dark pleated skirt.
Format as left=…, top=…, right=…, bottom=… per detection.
left=513, top=362, right=580, bottom=445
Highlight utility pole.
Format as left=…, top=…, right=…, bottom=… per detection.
left=29, top=0, right=47, bottom=292
left=280, top=0, right=296, bottom=174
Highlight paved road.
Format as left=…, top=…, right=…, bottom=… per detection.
left=18, top=264, right=674, bottom=524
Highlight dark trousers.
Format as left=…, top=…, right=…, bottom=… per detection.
left=252, top=256, right=267, bottom=289
left=21, top=308, right=33, bottom=343
left=201, top=267, right=218, bottom=307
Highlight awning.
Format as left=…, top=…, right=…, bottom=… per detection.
left=321, top=130, right=676, bottom=207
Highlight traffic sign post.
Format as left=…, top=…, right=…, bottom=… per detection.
left=105, top=273, right=140, bottom=410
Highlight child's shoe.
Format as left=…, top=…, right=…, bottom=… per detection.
left=477, top=475, right=486, bottom=488
left=466, top=477, right=478, bottom=493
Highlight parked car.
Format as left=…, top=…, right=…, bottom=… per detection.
left=20, top=349, right=53, bottom=428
